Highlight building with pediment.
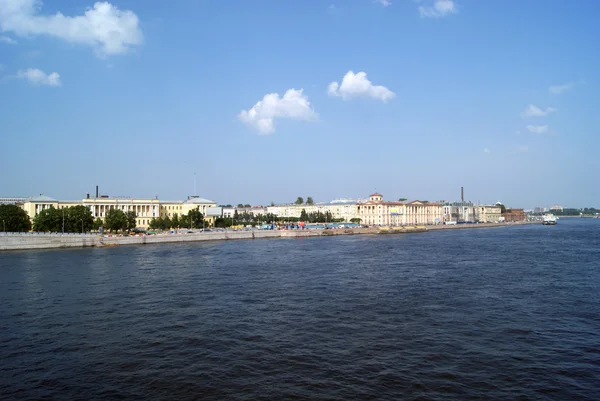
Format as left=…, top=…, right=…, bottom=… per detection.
left=357, top=193, right=443, bottom=226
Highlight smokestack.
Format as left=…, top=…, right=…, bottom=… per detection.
left=96, top=185, right=99, bottom=198
left=461, top=187, right=464, bottom=202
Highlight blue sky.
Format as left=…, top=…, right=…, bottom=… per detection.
left=1, top=0, right=598, bottom=208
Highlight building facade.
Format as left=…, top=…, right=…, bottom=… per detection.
left=443, top=201, right=476, bottom=223
left=17, top=194, right=217, bottom=230
left=502, top=209, right=527, bottom=222
left=357, top=194, right=443, bottom=226
left=474, top=205, right=502, bottom=223
left=266, top=201, right=359, bottom=222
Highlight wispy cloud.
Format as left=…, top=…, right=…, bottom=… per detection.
left=527, top=125, right=548, bottom=134
left=238, top=89, right=318, bottom=135
left=521, top=104, right=556, bottom=118
left=0, top=35, right=17, bottom=44
left=328, top=70, right=395, bottom=102
left=418, top=0, right=457, bottom=18
left=549, top=82, right=574, bottom=94
left=16, top=68, right=61, bottom=86
left=0, top=0, right=143, bottom=56
left=483, top=148, right=490, bottom=154
left=377, top=0, right=392, bottom=7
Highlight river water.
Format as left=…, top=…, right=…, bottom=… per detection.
left=1, top=219, right=599, bottom=400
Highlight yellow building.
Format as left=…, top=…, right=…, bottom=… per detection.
left=357, top=193, right=406, bottom=226
left=475, top=205, right=502, bottom=223
left=404, top=200, right=444, bottom=225
left=159, top=197, right=218, bottom=227
left=357, top=193, right=443, bottom=226
left=20, top=194, right=217, bottom=230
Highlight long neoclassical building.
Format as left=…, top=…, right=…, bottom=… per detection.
left=357, top=193, right=444, bottom=226
left=13, top=194, right=217, bottom=229
left=263, top=193, right=444, bottom=226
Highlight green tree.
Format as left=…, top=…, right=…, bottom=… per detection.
left=149, top=217, right=161, bottom=230
left=237, top=203, right=244, bottom=208
left=162, top=216, right=172, bottom=230
left=398, top=198, right=408, bottom=202
left=496, top=202, right=507, bottom=214
left=214, top=217, right=232, bottom=228
left=0, top=204, right=32, bottom=232
left=125, top=211, right=137, bottom=230
left=244, top=204, right=251, bottom=208
left=171, top=214, right=180, bottom=229
left=93, top=218, right=103, bottom=231
left=104, top=208, right=127, bottom=233
left=33, top=207, right=62, bottom=232
left=300, top=209, right=308, bottom=221
left=66, top=205, right=94, bottom=233
left=306, top=197, right=314, bottom=205
left=188, top=209, right=204, bottom=228
left=295, top=197, right=304, bottom=205
left=350, top=218, right=362, bottom=224
left=180, top=214, right=190, bottom=228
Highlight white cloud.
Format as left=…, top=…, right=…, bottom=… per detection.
left=549, top=82, right=574, bottom=94
left=483, top=148, right=490, bottom=154
left=377, top=0, right=392, bottom=7
left=238, top=89, right=318, bottom=135
left=328, top=70, right=395, bottom=102
left=418, top=0, right=457, bottom=18
left=527, top=125, right=548, bottom=134
left=0, top=0, right=143, bottom=56
left=0, top=35, right=17, bottom=44
left=16, top=68, right=61, bottom=86
left=520, top=104, right=556, bottom=118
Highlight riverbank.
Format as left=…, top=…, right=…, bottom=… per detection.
left=0, top=221, right=538, bottom=251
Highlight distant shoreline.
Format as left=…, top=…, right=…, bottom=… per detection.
left=0, top=221, right=540, bottom=252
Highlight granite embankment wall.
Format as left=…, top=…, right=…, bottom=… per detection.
left=0, top=232, right=100, bottom=251
left=0, top=221, right=536, bottom=251
left=0, top=229, right=324, bottom=251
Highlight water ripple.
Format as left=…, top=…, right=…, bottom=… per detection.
left=1, top=219, right=600, bottom=400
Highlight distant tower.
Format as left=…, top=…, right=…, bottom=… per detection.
left=461, top=187, right=464, bottom=202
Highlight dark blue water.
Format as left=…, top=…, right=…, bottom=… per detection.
left=1, top=220, right=600, bottom=400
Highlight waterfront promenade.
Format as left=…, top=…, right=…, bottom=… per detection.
left=0, top=221, right=537, bottom=251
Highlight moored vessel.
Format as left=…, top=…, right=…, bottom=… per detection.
left=542, top=214, right=557, bottom=225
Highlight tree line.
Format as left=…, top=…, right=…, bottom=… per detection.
left=1, top=204, right=145, bottom=233
left=31, top=206, right=137, bottom=233
left=295, top=197, right=314, bottom=205
left=210, top=209, right=346, bottom=228
left=539, top=208, right=599, bottom=216
left=0, top=204, right=32, bottom=232
left=148, top=209, right=205, bottom=230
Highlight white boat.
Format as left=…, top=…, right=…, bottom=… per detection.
left=542, top=214, right=557, bottom=225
